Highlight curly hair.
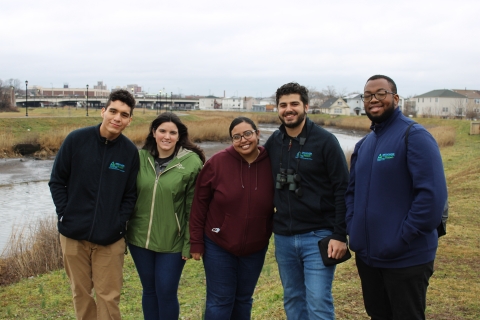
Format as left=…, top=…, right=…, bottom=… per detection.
left=275, top=82, right=309, bottom=106
left=106, top=89, right=136, bottom=115
left=365, top=75, right=397, bottom=94
left=142, top=112, right=205, bottom=163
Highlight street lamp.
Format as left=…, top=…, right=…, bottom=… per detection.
left=25, top=81, right=28, bottom=117
left=156, top=92, right=159, bottom=115
left=86, top=84, right=89, bottom=116
left=159, top=90, right=162, bottom=113
left=171, top=92, right=173, bottom=111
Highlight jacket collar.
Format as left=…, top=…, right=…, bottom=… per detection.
left=95, top=123, right=122, bottom=144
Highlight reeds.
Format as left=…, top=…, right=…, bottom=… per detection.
left=428, top=126, right=456, bottom=147
left=0, top=216, right=62, bottom=286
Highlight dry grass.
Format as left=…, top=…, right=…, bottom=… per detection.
left=428, top=126, right=456, bottom=147
left=0, top=216, right=62, bottom=286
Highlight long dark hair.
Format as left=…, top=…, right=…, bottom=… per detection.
left=142, top=112, right=205, bottom=163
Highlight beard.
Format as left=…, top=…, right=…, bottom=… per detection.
left=365, top=101, right=396, bottom=123
left=279, top=109, right=307, bottom=128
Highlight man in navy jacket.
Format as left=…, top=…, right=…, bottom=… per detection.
left=49, top=89, right=139, bottom=319
left=345, top=75, right=447, bottom=319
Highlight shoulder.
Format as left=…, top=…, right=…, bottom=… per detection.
left=178, top=149, right=204, bottom=168
left=265, top=129, right=282, bottom=148
left=307, top=119, right=334, bottom=139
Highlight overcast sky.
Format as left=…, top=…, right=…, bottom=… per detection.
left=1, top=0, right=479, bottom=98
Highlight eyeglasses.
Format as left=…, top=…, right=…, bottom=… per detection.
left=232, top=130, right=256, bottom=142
left=361, top=90, right=396, bottom=102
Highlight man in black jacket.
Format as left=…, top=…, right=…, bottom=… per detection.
left=264, top=82, right=349, bottom=320
left=49, top=89, right=139, bottom=319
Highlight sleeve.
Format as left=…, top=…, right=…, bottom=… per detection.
left=402, top=128, right=448, bottom=243
left=118, top=150, right=140, bottom=225
left=182, top=157, right=203, bottom=258
left=345, top=138, right=363, bottom=234
left=324, top=134, right=350, bottom=242
left=189, top=158, right=216, bottom=255
left=48, top=133, right=74, bottom=218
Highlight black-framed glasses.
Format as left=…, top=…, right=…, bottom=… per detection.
left=361, top=90, right=396, bottom=102
left=232, top=130, right=257, bottom=142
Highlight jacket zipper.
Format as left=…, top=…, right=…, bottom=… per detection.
left=287, top=138, right=293, bottom=234
left=145, top=157, right=180, bottom=248
left=364, top=138, right=377, bottom=265
left=88, top=139, right=108, bottom=241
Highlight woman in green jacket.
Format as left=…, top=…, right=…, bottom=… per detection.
left=127, top=112, right=205, bottom=320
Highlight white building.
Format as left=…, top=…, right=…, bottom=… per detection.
left=222, top=96, right=244, bottom=110
left=414, top=89, right=468, bottom=118
left=199, top=96, right=222, bottom=110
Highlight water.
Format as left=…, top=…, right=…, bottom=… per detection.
left=0, top=125, right=364, bottom=253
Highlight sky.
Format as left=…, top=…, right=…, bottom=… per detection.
left=1, top=0, right=479, bottom=98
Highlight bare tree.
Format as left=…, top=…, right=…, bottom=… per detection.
left=451, top=98, right=467, bottom=119
left=322, top=86, right=337, bottom=99
left=0, top=78, right=20, bottom=112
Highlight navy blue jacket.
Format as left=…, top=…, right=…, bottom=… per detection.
left=264, top=118, right=349, bottom=241
left=345, top=108, right=447, bottom=268
left=49, top=124, right=139, bottom=245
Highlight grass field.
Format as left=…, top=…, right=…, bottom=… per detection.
left=0, top=109, right=479, bottom=319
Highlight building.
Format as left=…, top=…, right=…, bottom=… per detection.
left=93, top=81, right=107, bottom=90
left=452, top=89, right=480, bottom=119
left=414, top=89, right=469, bottom=118
left=222, top=96, right=245, bottom=110
left=319, top=97, right=350, bottom=115
left=199, top=96, right=222, bottom=110
left=343, top=93, right=364, bottom=115
left=36, top=82, right=110, bottom=98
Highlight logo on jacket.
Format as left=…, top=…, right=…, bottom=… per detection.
left=109, top=162, right=125, bottom=172
left=377, top=153, right=395, bottom=161
left=295, top=151, right=313, bottom=160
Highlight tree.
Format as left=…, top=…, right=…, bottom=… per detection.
left=0, top=78, right=20, bottom=112
left=322, top=86, right=337, bottom=99
left=306, top=86, right=326, bottom=108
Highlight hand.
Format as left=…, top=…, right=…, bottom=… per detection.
left=182, top=256, right=189, bottom=261
left=328, top=239, right=347, bottom=259
left=191, top=253, right=203, bottom=261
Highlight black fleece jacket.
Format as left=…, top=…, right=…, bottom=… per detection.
left=49, top=124, right=139, bottom=245
left=264, top=118, right=349, bottom=242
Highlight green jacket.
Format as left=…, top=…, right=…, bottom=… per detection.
left=127, top=148, right=203, bottom=257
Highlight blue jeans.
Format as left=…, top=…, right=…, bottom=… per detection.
left=128, top=244, right=186, bottom=320
left=274, top=230, right=336, bottom=320
left=203, top=235, right=268, bottom=320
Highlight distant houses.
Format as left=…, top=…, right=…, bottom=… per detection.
left=191, top=88, right=480, bottom=120
left=411, top=89, right=480, bottom=119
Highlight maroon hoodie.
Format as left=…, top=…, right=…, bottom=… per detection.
left=190, top=145, right=274, bottom=256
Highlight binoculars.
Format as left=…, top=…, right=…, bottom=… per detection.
left=276, top=168, right=303, bottom=196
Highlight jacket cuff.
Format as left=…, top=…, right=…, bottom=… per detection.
left=189, top=243, right=205, bottom=255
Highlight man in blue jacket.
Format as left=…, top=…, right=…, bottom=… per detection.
left=265, top=82, right=350, bottom=319
left=345, top=75, right=447, bottom=319
left=49, top=89, right=139, bottom=319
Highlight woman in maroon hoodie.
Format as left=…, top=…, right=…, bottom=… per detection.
left=190, top=117, right=274, bottom=319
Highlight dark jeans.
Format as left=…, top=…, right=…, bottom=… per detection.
left=356, top=255, right=434, bottom=320
left=128, top=244, right=186, bottom=320
left=203, top=235, right=268, bottom=320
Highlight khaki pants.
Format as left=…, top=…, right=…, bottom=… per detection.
left=60, top=234, right=125, bottom=320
